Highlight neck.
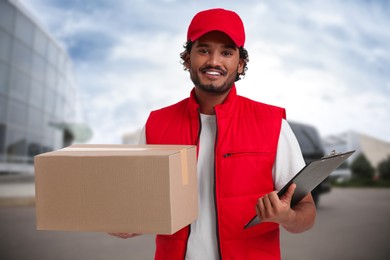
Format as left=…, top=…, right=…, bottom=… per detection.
left=194, top=87, right=231, bottom=115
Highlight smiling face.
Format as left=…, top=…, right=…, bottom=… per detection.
left=185, top=31, right=244, bottom=95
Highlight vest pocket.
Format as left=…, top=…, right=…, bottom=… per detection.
left=219, top=150, right=275, bottom=197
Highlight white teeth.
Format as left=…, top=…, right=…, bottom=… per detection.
left=206, top=71, right=220, bottom=75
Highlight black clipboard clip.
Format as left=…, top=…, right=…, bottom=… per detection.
left=322, top=150, right=341, bottom=158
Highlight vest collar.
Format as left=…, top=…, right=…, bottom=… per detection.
left=188, top=84, right=238, bottom=119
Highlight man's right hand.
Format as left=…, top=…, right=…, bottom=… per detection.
left=107, top=233, right=141, bottom=239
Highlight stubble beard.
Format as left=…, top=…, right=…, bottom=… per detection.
left=190, top=69, right=238, bottom=95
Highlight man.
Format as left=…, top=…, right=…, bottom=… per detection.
left=110, top=8, right=316, bottom=259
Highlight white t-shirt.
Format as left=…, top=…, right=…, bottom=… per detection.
left=186, top=114, right=219, bottom=259
left=139, top=117, right=305, bottom=260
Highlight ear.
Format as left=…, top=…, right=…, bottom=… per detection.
left=184, top=53, right=190, bottom=70
left=237, top=58, right=245, bottom=74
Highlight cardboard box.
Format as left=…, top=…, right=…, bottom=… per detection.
left=34, top=144, right=198, bottom=234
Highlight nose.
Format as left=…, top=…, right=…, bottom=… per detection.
left=206, top=52, right=222, bottom=67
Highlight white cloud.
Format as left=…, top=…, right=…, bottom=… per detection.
left=20, top=0, right=390, bottom=143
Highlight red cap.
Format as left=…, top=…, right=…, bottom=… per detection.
left=187, top=8, right=245, bottom=47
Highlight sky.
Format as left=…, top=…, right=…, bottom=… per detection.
left=19, top=0, right=390, bottom=144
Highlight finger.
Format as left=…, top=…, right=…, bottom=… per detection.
left=256, top=197, right=265, bottom=218
left=267, top=191, right=280, bottom=207
left=108, top=233, right=137, bottom=239
left=262, top=194, right=274, bottom=219
left=281, top=183, right=296, bottom=203
left=263, top=194, right=273, bottom=210
left=121, top=233, right=139, bottom=239
left=108, top=233, right=124, bottom=239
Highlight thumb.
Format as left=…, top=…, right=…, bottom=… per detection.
left=280, top=183, right=296, bottom=204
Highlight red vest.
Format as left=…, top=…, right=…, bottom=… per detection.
left=146, top=86, right=286, bottom=260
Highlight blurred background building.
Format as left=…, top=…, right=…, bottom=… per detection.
left=0, top=0, right=91, bottom=176
left=324, top=131, right=390, bottom=179
left=122, top=128, right=142, bottom=145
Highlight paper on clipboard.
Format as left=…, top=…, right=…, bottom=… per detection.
left=244, top=150, right=355, bottom=229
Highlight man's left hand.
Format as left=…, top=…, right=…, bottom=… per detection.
left=255, top=183, right=296, bottom=225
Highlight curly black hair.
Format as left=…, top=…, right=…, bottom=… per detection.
left=180, top=41, right=249, bottom=82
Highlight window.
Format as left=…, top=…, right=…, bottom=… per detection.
left=46, top=64, right=58, bottom=91
left=47, top=41, right=58, bottom=67
left=0, top=0, right=15, bottom=33
left=33, top=28, right=48, bottom=58
left=5, top=125, right=27, bottom=163
left=15, top=12, right=34, bottom=46
left=57, top=52, right=66, bottom=73
left=9, top=68, right=29, bottom=102
left=12, top=40, right=32, bottom=75
left=0, top=94, right=6, bottom=123
left=31, top=52, right=46, bottom=82
left=55, top=96, right=65, bottom=119
left=0, top=29, right=12, bottom=62
left=27, top=131, right=43, bottom=162
left=42, top=116, right=54, bottom=152
left=44, top=88, right=56, bottom=114
left=0, top=60, right=9, bottom=94
left=28, top=106, right=44, bottom=133
left=57, top=75, right=66, bottom=96
left=7, top=98, right=27, bottom=128
left=0, top=123, right=5, bottom=162
left=29, top=78, right=44, bottom=109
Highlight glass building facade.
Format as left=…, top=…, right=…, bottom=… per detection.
left=0, top=0, right=91, bottom=174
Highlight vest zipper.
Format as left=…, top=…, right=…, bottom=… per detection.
left=224, top=151, right=269, bottom=158
left=214, top=111, right=222, bottom=260
left=196, top=108, right=202, bottom=150
left=183, top=108, right=202, bottom=260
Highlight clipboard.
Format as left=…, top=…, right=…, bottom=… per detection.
left=244, top=150, right=355, bottom=229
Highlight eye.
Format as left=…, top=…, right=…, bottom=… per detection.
left=222, top=50, right=233, bottom=56
left=198, top=48, right=209, bottom=54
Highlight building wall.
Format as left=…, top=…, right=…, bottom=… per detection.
left=0, top=0, right=80, bottom=173
left=360, top=135, right=390, bottom=168
left=323, top=131, right=390, bottom=174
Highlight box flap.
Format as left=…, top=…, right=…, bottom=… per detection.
left=36, top=144, right=196, bottom=157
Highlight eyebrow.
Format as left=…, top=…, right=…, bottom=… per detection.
left=195, top=43, right=237, bottom=50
